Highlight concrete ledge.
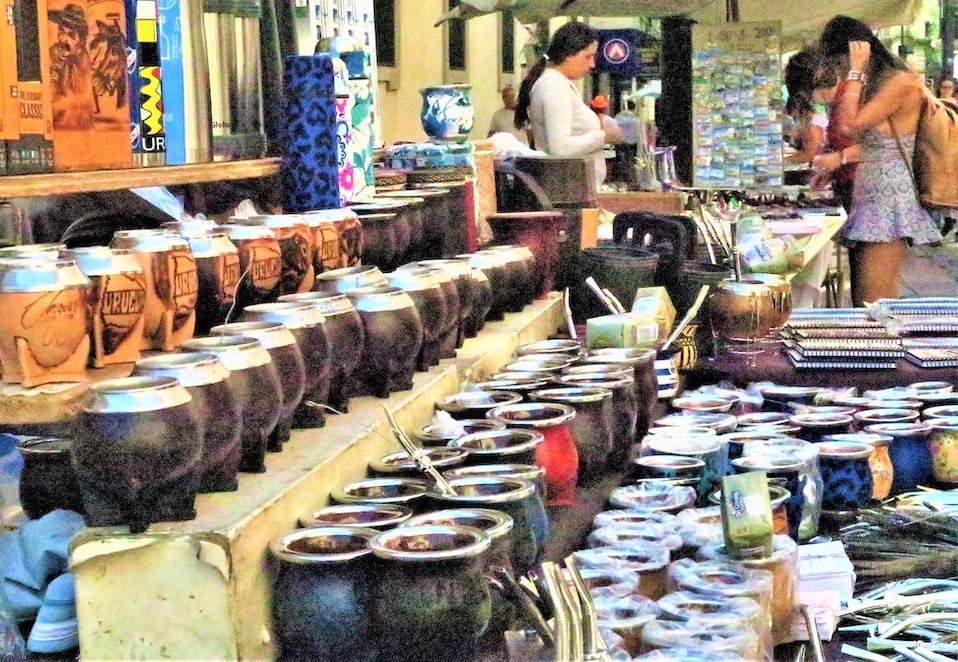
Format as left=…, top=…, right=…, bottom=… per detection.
left=71, top=293, right=565, bottom=660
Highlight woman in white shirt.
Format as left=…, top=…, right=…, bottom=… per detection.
left=514, top=21, right=617, bottom=189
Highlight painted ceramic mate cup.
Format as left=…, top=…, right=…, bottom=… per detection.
left=219, top=224, right=282, bottom=308
left=0, top=257, right=90, bottom=386
left=174, top=229, right=240, bottom=336
left=824, top=432, right=894, bottom=500
left=64, top=246, right=146, bottom=368
left=110, top=230, right=197, bottom=352
left=865, top=422, right=934, bottom=494
left=816, top=441, right=874, bottom=514
left=486, top=402, right=578, bottom=507
left=229, top=214, right=315, bottom=294
left=927, top=417, right=958, bottom=485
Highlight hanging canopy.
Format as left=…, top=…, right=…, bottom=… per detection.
left=433, top=0, right=720, bottom=26
left=727, top=0, right=922, bottom=49
left=435, top=0, right=923, bottom=49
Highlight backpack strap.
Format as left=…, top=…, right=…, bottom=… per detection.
left=887, top=116, right=922, bottom=205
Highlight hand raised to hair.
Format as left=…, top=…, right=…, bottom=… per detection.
left=848, top=40, right=871, bottom=72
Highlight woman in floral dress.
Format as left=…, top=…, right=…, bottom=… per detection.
left=819, top=16, right=942, bottom=306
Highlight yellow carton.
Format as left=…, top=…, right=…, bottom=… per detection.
left=631, top=287, right=676, bottom=341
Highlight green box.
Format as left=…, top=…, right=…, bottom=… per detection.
left=586, top=313, right=659, bottom=349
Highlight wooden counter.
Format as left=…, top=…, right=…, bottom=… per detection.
left=68, top=295, right=566, bottom=661
left=594, top=191, right=686, bottom=215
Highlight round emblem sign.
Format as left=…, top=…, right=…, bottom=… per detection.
left=603, top=38, right=630, bottom=65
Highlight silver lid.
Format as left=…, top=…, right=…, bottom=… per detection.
left=111, top=229, right=189, bottom=252
left=180, top=335, right=272, bottom=370
left=82, top=375, right=192, bottom=413
left=278, top=291, right=356, bottom=315
left=133, top=351, right=229, bottom=387
left=0, top=258, right=90, bottom=292
left=61, top=246, right=143, bottom=276
left=210, top=321, right=297, bottom=349
left=241, top=301, right=326, bottom=328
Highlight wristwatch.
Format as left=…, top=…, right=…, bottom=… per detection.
left=846, top=70, right=866, bottom=83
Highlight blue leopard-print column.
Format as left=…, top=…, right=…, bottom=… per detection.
left=281, top=55, right=342, bottom=212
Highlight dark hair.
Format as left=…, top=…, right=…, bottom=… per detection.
left=819, top=15, right=907, bottom=102
left=514, top=21, right=599, bottom=128
left=936, top=75, right=956, bottom=96
left=784, top=48, right=816, bottom=118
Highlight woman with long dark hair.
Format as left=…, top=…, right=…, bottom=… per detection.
left=514, top=21, right=617, bottom=188
left=819, top=15, right=941, bottom=306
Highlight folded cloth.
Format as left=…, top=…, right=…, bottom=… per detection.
left=27, top=572, right=77, bottom=654
left=0, top=510, right=85, bottom=622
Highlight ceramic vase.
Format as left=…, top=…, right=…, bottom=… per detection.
left=0, top=257, right=90, bottom=386
left=419, top=85, right=474, bottom=142
left=132, top=352, right=243, bottom=493
left=72, top=376, right=204, bottom=532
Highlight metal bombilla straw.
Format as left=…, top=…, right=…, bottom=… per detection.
left=565, top=556, right=612, bottom=661
left=729, top=210, right=743, bottom=282
left=381, top=407, right=457, bottom=496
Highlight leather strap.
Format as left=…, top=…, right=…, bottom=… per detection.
left=887, top=116, right=921, bottom=205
